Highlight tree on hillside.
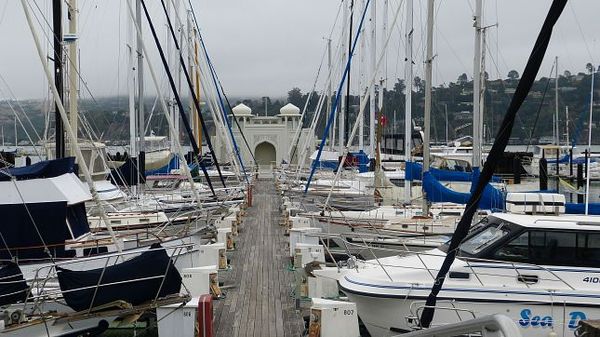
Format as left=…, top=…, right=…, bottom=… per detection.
left=507, top=70, right=520, bottom=80
left=287, top=87, right=303, bottom=107
left=457, top=73, right=468, bottom=85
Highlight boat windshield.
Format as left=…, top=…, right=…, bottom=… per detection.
left=460, top=223, right=510, bottom=256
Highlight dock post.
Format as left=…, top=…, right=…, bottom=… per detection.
left=578, top=163, right=584, bottom=203
left=512, top=157, right=521, bottom=184
left=539, top=158, right=548, bottom=191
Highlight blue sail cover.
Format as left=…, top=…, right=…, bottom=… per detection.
left=565, top=203, right=600, bottom=215
left=58, top=243, right=182, bottom=312
left=0, top=157, right=76, bottom=181
left=422, top=170, right=505, bottom=210
left=406, top=161, right=501, bottom=183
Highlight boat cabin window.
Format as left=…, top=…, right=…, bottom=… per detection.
left=460, top=223, right=510, bottom=256
left=493, top=230, right=600, bottom=267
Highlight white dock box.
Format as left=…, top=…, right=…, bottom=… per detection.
left=157, top=297, right=199, bottom=337
left=294, top=243, right=325, bottom=267
left=309, top=298, right=359, bottom=337
left=308, top=276, right=339, bottom=299
left=217, top=228, right=234, bottom=250
left=198, top=243, right=228, bottom=269
left=506, top=193, right=565, bottom=215
left=181, top=265, right=217, bottom=297
left=289, top=227, right=321, bottom=257
left=289, top=216, right=313, bottom=229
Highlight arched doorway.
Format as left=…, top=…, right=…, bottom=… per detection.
left=255, top=142, right=276, bottom=170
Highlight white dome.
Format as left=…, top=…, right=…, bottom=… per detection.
left=279, top=103, right=300, bottom=115
left=232, top=103, right=252, bottom=116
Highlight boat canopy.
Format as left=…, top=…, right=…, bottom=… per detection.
left=57, top=244, right=182, bottom=312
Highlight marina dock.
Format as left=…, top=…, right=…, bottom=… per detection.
left=212, top=178, right=306, bottom=337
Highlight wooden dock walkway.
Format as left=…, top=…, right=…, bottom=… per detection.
left=213, top=178, right=305, bottom=337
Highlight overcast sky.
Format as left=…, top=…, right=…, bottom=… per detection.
left=0, top=0, right=598, bottom=101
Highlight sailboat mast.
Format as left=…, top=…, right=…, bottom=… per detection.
left=472, top=0, right=482, bottom=169
left=67, top=0, right=78, bottom=144
left=555, top=56, right=559, bottom=145
left=403, top=0, right=413, bottom=203
left=136, top=0, right=145, bottom=189
left=52, top=0, right=65, bottom=159
left=378, top=0, right=387, bottom=128
left=369, top=0, right=377, bottom=156
left=345, top=0, right=354, bottom=148
left=327, top=38, right=334, bottom=151
left=127, top=0, right=137, bottom=195
left=339, top=1, right=349, bottom=153
left=359, top=0, right=366, bottom=150
left=422, top=0, right=434, bottom=213
left=585, top=66, right=595, bottom=215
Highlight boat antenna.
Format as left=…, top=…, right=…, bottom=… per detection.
left=419, top=0, right=568, bottom=328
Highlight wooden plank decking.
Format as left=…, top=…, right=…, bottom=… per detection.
left=213, top=178, right=305, bottom=337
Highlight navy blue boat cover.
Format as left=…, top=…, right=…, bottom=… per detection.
left=0, top=263, right=28, bottom=306
left=57, top=243, right=182, bottom=312
left=0, top=157, right=76, bottom=181
left=0, top=201, right=77, bottom=260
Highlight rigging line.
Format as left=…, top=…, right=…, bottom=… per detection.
left=568, top=2, right=594, bottom=64
left=138, top=0, right=217, bottom=196
left=305, top=0, right=373, bottom=193
left=525, top=63, right=555, bottom=152
left=0, top=74, right=43, bottom=146
left=419, top=0, right=567, bottom=328
left=289, top=35, right=332, bottom=164
left=156, top=0, right=230, bottom=188
left=184, top=3, right=248, bottom=184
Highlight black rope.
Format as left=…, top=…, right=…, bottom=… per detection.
left=138, top=0, right=216, bottom=196
left=419, top=0, right=568, bottom=328
left=157, top=0, right=227, bottom=189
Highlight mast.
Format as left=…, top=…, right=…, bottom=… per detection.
left=327, top=38, right=333, bottom=151
left=472, top=0, right=482, bottom=169
left=127, top=0, right=137, bottom=194
left=369, top=0, right=377, bottom=156
left=345, top=0, right=354, bottom=147
left=555, top=56, right=559, bottom=145
left=136, top=0, right=145, bottom=190
left=422, top=0, right=434, bottom=213
left=52, top=0, right=65, bottom=159
left=403, top=0, right=413, bottom=203
left=565, top=105, right=569, bottom=146
left=67, top=0, right=78, bottom=144
left=358, top=0, right=365, bottom=150
left=585, top=65, right=595, bottom=215
left=378, top=0, right=387, bottom=131
left=339, top=0, right=349, bottom=153
left=188, top=11, right=200, bottom=152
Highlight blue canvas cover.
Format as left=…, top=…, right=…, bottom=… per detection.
left=0, top=201, right=76, bottom=260
left=57, top=243, right=182, bottom=312
left=0, top=157, right=76, bottom=181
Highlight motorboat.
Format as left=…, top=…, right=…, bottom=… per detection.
left=339, top=212, right=600, bottom=336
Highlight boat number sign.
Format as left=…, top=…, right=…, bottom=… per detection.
left=519, top=309, right=586, bottom=329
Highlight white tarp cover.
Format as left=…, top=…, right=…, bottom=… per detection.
left=0, top=173, right=91, bottom=205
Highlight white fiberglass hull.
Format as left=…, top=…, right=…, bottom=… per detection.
left=341, top=285, right=594, bottom=337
